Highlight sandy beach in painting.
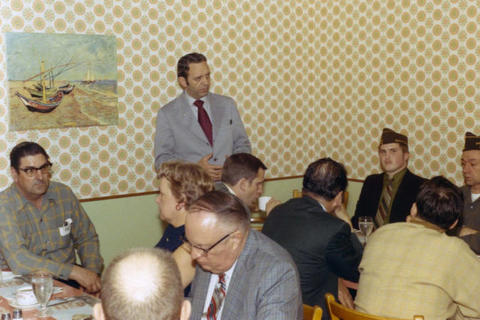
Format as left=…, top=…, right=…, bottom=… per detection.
left=9, top=80, right=118, bottom=131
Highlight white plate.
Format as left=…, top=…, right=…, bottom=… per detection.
left=1, top=271, right=17, bottom=281
left=9, top=300, right=40, bottom=310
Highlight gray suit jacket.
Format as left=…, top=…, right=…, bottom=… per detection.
left=154, top=92, right=251, bottom=169
left=189, top=230, right=303, bottom=320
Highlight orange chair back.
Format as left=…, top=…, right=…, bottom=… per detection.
left=325, top=293, right=423, bottom=320
left=303, top=304, right=322, bottom=320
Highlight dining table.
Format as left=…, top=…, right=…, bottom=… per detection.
left=0, top=272, right=98, bottom=320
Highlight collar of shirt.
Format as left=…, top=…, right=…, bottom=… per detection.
left=185, top=91, right=212, bottom=120
left=382, top=167, right=407, bottom=203
left=224, top=183, right=236, bottom=196
left=11, top=182, right=58, bottom=211
left=202, top=260, right=238, bottom=320
left=383, top=167, right=407, bottom=186
left=408, top=216, right=445, bottom=233
left=471, top=192, right=480, bottom=203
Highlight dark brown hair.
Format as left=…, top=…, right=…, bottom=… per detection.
left=221, top=153, right=267, bottom=186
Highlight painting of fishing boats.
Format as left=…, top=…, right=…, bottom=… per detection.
left=6, top=32, right=118, bottom=131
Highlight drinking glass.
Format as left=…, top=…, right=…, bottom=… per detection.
left=31, top=271, right=53, bottom=318
left=358, top=216, right=374, bottom=245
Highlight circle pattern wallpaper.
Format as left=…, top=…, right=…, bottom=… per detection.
left=0, top=0, right=477, bottom=198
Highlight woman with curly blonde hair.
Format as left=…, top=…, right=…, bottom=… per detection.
left=155, top=161, right=213, bottom=295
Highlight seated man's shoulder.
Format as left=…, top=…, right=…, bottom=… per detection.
left=249, top=231, right=296, bottom=268
left=363, top=172, right=383, bottom=184
left=407, top=170, right=426, bottom=185
left=50, top=181, right=73, bottom=191
left=48, top=181, right=78, bottom=200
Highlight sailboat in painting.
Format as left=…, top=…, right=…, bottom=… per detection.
left=82, top=66, right=96, bottom=84
left=16, top=61, right=66, bottom=113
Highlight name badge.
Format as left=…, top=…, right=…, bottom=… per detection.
left=59, top=218, right=72, bottom=237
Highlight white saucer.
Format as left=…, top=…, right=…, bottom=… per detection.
left=9, top=300, right=40, bottom=310
left=2, top=271, right=17, bottom=281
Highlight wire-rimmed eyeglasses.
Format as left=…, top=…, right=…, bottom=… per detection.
left=182, top=230, right=235, bottom=256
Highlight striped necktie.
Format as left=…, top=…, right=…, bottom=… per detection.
left=206, top=273, right=226, bottom=320
left=375, top=179, right=393, bottom=227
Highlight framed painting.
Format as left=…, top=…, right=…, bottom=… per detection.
left=6, top=32, right=118, bottom=131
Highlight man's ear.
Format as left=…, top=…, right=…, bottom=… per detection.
left=410, top=203, right=418, bottom=217
left=237, top=178, right=250, bottom=192
left=93, top=302, right=106, bottom=320
left=180, top=300, right=192, bottom=320
left=178, top=76, right=187, bottom=89
left=334, top=191, right=344, bottom=208
left=10, top=167, right=18, bottom=183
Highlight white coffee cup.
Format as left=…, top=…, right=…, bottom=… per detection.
left=16, top=286, right=37, bottom=306
left=258, top=196, right=272, bottom=211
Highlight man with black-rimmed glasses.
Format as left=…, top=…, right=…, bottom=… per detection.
left=184, top=190, right=302, bottom=320
left=0, top=141, right=103, bottom=293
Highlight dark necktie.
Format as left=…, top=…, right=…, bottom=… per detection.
left=194, top=99, right=213, bottom=146
left=206, top=273, right=226, bottom=320
left=375, top=179, right=393, bottom=227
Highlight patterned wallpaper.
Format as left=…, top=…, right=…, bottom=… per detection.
left=0, top=0, right=477, bottom=198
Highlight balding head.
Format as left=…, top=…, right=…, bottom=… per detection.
left=94, top=248, right=190, bottom=320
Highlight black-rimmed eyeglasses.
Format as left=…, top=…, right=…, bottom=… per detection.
left=183, top=231, right=235, bottom=256
left=18, top=162, right=52, bottom=177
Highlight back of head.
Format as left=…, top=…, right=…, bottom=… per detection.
left=101, top=248, right=183, bottom=320
left=157, top=161, right=214, bottom=206
left=10, top=141, right=49, bottom=170
left=177, top=52, right=207, bottom=78
left=415, top=176, right=464, bottom=230
left=188, top=190, right=250, bottom=231
left=302, top=158, right=348, bottom=201
left=221, top=153, right=267, bottom=186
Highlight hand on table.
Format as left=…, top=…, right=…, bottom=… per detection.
left=198, top=154, right=222, bottom=181
left=338, top=278, right=354, bottom=309
left=69, top=265, right=101, bottom=294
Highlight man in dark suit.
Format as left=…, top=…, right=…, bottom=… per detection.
left=185, top=191, right=302, bottom=320
left=458, top=132, right=480, bottom=253
left=352, top=128, right=425, bottom=228
left=262, top=158, right=362, bottom=319
left=154, top=52, right=251, bottom=180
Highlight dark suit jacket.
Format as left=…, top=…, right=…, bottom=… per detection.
left=188, top=230, right=303, bottom=320
left=352, top=169, right=425, bottom=228
left=262, top=196, right=362, bottom=319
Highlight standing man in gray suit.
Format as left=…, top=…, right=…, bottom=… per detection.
left=154, top=52, right=251, bottom=180
left=185, top=191, right=302, bottom=320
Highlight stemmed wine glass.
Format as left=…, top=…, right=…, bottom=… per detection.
left=358, top=216, right=374, bottom=245
left=31, top=271, right=54, bottom=318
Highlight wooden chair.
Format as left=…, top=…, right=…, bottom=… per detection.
left=325, top=293, right=423, bottom=320
left=293, top=189, right=302, bottom=198
left=303, top=304, right=323, bottom=320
